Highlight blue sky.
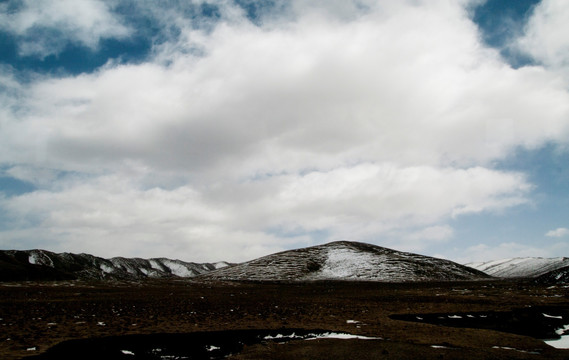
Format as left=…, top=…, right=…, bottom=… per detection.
left=0, top=0, right=568, bottom=263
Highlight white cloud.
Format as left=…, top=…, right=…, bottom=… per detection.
left=0, top=164, right=530, bottom=262
left=545, top=227, right=569, bottom=238
left=0, top=0, right=130, bottom=57
left=517, top=0, right=569, bottom=83
left=406, top=226, right=454, bottom=242
left=0, top=174, right=287, bottom=262
left=1, top=0, right=569, bottom=261
left=457, top=239, right=569, bottom=264
left=4, top=2, right=569, bottom=177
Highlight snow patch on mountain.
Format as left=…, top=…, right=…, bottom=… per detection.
left=466, top=257, right=569, bottom=278
left=317, top=248, right=380, bottom=279
left=201, top=241, right=489, bottom=282
left=28, top=250, right=54, bottom=267
left=160, top=259, right=196, bottom=277
left=1, top=249, right=229, bottom=281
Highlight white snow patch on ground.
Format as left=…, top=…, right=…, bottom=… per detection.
left=543, top=313, right=563, bottom=319
left=121, top=350, right=135, bottom=355
left=346, top=320, right=360, bottom=324
left=448, top=315, right=462, bottom=319
left=492, top=346, right=541, bottom=354
left=544, top=324, right=569, bottom=349
left=264, top=333, right=303, bottom=340
left=206, top=345, right=220, bottom=351
left=264, top=332, right=380, bottom=341
left=311, top=333, right=380, bottom=340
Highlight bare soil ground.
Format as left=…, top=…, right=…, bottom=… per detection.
left=1, top=279, right=568, bottom=359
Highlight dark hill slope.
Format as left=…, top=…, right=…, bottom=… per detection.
left=0, top=249, right=229, bottom=281
left=534, top=265, right=569, bottom=285
left=199, top=241, right=490, bottom=282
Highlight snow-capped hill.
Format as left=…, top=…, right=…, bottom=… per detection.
left=465, top=257, right=569, bottom=278
left=0, top=249, right=229, bottom=281
left=199, top=241, right=489, bottom=282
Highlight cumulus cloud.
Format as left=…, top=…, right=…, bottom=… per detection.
left=0, top=0, right=130, bottom=57
left=1, top=0, right=569, bottom=261
left=517, top=0, right=569, bottom=82
left=545, top=227, right=569, bottom=238
left=0, top=164, right=531, bottom=261
left=3, top=2, right=569, bottom=176
left=0, top=174, right=288, bottom=261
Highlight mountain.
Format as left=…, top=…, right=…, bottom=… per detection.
left=198, top=241, right=490, bottom=282
left=465, top=257, right=569, bottom=278
left=0, top=249, right=229, bottom=282
left=533, top=265, right=569, bottom=285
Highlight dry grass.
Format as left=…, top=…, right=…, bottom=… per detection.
left=1, top=279, right=568, bottom=359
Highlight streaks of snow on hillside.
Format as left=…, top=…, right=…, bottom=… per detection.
left=201, top=241, right=488, bottom=282
left=316, top=248, right=384, bottom=279
left=466, top=257, right=569, bottom=278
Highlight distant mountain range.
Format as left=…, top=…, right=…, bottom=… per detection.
left=2, top=242, right=568, bottom=284
left=0, top=249, right=229, bottom=281
left=198, top=241, right=489, bottom=282
left=465, top=257, right=569, bottom=278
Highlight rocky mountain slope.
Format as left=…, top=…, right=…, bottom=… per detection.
left=533, top=265, right=569, bottom=285
left=465, top=257, right=569, bottom=278
left=0, top=249, right=229, bottom=281
left=199, top=241, right=490, bottom=282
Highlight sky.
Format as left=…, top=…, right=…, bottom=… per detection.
left=0, top=0, right=568, bottom=264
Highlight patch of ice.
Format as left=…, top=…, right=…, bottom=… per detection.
left=121, top=350, right=135, bottom=355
